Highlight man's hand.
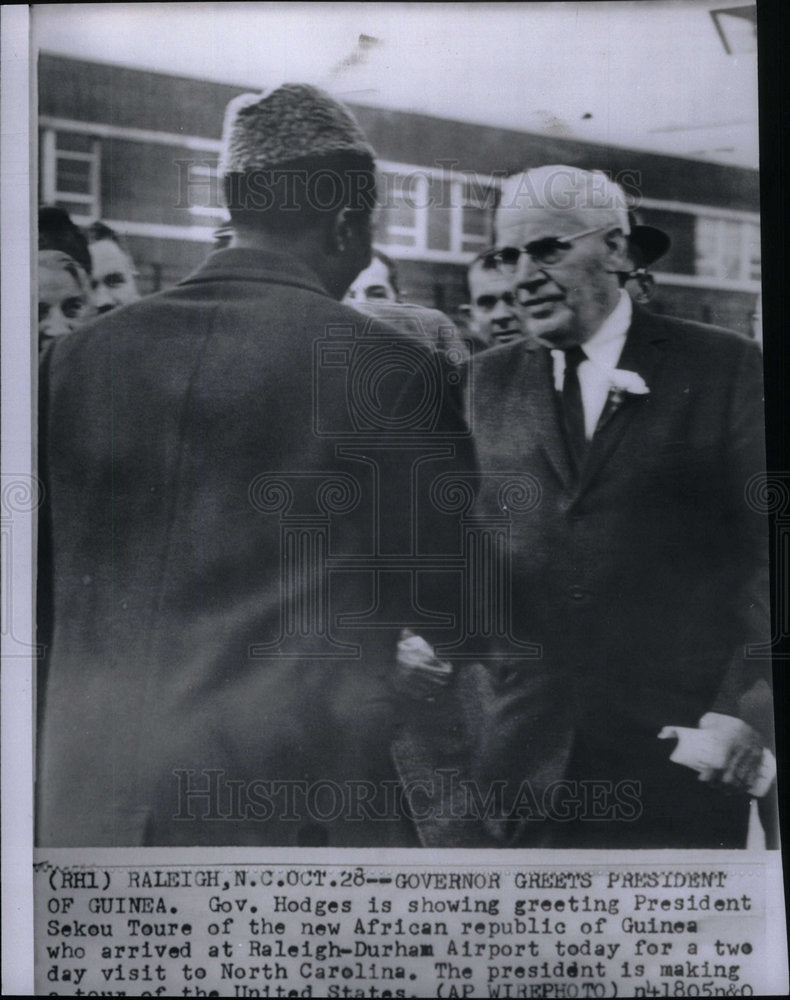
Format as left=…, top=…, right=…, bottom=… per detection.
left=392, top=629, right=454, bottom=702
left=697, top=712, right=764, bottom=792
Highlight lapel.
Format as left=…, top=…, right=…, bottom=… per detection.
left=577, top=306, right=669, bottom=493
left=479, top=341, right=574, bottom=489
left=529, top=346, right=576, bottom=488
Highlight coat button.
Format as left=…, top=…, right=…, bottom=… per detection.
left=568, top=585, right=586, bottom=601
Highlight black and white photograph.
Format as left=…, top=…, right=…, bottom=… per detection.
left=2, top=1, right=788, bottom=995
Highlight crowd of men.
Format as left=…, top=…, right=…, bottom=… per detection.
left=37, top=207, right=140, bottom=348
left=37, top=194, right=667, bottom=358
left=36, top=83, right=776, bottom=850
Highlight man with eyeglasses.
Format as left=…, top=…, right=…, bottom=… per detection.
left=464, top=164, right=774, bottom=849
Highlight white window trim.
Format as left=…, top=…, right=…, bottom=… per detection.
left=181, top=161, right=226, bottom=221
left=40, top=116, right=761, bottom=289
left=39, top=115, right=221, bottom=152
left=694, top=215, right=761, bottom=287
left=652, top=271, right=761, bottom=294
left=68, top=215, right=218, bottom=243
left=40, top=126, right=101, bottom=218
left=638, top=195, right=759, bottom=225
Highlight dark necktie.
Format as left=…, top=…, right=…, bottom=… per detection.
left=561, top=345, right=588, bottom=470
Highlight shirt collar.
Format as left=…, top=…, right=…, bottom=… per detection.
left=582, top=289, right=632, bottom=364
left=550, top=290, right=632, bottom=388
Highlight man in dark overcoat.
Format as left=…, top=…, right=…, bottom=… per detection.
left=37, top=84, right=461, bottom=847
left=464, top=165, right=774, bottom=848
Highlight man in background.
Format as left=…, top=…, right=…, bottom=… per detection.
left=345, top=247, right=468, bottom=359
left=623, top=213, right=671, bottom=305
left=39, top=205, right=94, bottom=278
left=37, top=250, right=94, bottom=350
left=38, top=206, right=95, bottom=349
left=343, top=247, right=400, bottom=302
left=463, top=248, right=524, bottom=350
left=86, top=221, right=140, bottom=312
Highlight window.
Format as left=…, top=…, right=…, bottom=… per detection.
left=375, top=169, right=427, bottom=250
left=695, top=216, right=761, bottom=283
left=459, top=177, right=496, bottom=254
left=40, top=128, right=101, bottom=220
left=177, top=158, right=227, bottom=225
left=375, top=163, right=499, bottom=261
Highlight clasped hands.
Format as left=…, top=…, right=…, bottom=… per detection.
left=392, top=629, right=454, bottom=701
left=658, top=712, right=772, bottom=795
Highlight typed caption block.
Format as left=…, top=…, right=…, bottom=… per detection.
left=34, top=851, right=788, bottom=998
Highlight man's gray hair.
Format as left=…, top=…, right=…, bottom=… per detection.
left=495, top=164, right=631, bottom=245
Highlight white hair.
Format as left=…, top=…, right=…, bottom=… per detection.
left=496, top=164, right=631, bottom=244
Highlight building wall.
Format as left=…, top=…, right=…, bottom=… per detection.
left=38, top=53, right=761, bottom=337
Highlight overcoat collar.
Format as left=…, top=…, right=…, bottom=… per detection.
left=178, top=247, right=331, bottom=299
left=474, top=337, right=574, bottom=487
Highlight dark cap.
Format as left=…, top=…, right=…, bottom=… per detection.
left=628, top=212, right=671, bottom=268
left=219, top=83, right=375, bottom=176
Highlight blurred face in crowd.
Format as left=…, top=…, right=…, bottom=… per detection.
left=344, top=254, right=397, bottom=303
left=467, top=260, right=523, bottom=346
left=38, top=250, right=94, bottom=345
left=504, top=208, right=628, bottom=349
left=624, top=269, right=656, bottom=305
left=89, top=238, right=140, bottom=313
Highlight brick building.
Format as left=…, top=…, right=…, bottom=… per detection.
left=39, top=53, right=761, bottom=336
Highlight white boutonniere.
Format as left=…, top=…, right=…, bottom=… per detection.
left=582, top=355, right=650, bottom=402
left=607, top=368, right=650, bottom=398
left=551, top=351, right=650, bottom=399
left=586, top=358, right=650, bottom=417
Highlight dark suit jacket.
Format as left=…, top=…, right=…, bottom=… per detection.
left=463, top=307, right=772, bottom=845
left=37, top=247, right=444, bottom=847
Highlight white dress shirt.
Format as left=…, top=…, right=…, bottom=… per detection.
left=551, top=289, right=633, bottom=439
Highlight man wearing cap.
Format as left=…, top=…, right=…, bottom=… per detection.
left=37, top=85, right=458, bottom=847
left=623, top=213, right=671, bottom=305
left=465, top=164, right=773, bottom=848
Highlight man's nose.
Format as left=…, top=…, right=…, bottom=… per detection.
left=92, top=283, right=115, bottom=311
left=491, top=298, right=516, bottom=322
left=42, top=307, right=72, bottom=338
left=515, top=254, right=549, bottom=291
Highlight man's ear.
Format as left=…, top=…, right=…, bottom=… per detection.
left=603, top=228, right=632, bottom=274
left=328, top=207, right=355, bottom=255
left=630, top=271, right=656, bottom=304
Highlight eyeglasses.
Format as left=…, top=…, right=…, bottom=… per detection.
left=474, top=291, right=517, bottom=311
left=486, top=225, right=608, bottom=271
